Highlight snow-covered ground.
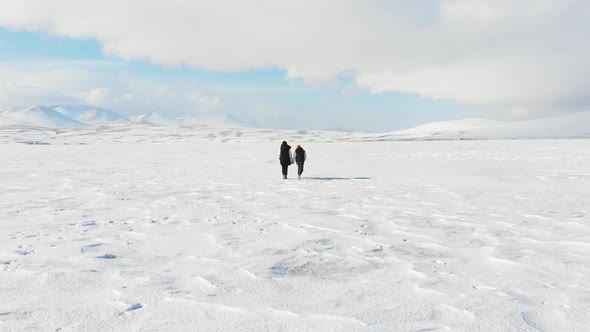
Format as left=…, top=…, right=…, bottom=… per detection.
left=1, top=128, right=590, bottom=331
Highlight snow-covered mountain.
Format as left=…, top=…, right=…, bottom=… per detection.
left=0, top=106, right=91, bottom=129
left=130, top=111, right=181, bottom=126
left=2, top=104, right=589, bottom=140
left=52, top=105, right=128, bottom=124
left=0, top=105, right=246, bottom=129
left=375, top=111, right=590, bottom=140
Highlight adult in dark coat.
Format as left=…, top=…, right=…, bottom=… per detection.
left=293, top=145, right=307, bottom=180
left=279, top=141, right=293, bottom=179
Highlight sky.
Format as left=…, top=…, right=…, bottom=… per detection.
left=0, top=0, right=589, bottom=132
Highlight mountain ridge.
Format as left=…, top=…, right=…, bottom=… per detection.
left=0, top=106, right=91, bottom=129
left=52, top=105, right=129, bottom=124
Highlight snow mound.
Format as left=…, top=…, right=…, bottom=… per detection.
left=52, top=105, right=128, bottom=124
left=376, top=111, right=590, bottom=140
left=0, top=106, right=91, bottom=129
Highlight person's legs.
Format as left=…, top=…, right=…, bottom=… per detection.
left=281, top=164, right=288, bottom=179
left=297, top=163, right=304, bottom=179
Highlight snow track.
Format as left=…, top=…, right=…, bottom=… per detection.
left=1, top=137, right=589, bottom=331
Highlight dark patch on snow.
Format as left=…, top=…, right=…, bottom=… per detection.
left=95, top=254, right=118, bottom=259
left=127, top=303, right=143, bottom=311
left=19, top=141, right=50, bottom=145
left=269, top=264, right=289, bottom=277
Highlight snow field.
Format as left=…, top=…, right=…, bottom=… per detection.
left=1, top=139, right=590, bottom=331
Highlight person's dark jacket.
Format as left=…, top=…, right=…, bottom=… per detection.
left=294, top=147, right=306, bottom=164
left=279, top=142, right=293, bottom=165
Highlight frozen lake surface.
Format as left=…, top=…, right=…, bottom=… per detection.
left=1, top=133, right=589, bottom=331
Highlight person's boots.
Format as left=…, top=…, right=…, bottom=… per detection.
left=298, top=175, right=301, bottom=180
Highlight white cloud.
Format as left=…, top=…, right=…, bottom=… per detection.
left=0, top=62, right=222, bottom=116
left=86, top=88, right=112, bottom=106
left=510, top=106, right=530, bottom=119
left=0, top=0, right=589, bottom=113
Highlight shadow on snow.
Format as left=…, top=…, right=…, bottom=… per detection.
left=306, top=177, right=371, bottom=181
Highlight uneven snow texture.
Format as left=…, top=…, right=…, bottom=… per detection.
left=1, top=135, right=590, bottom=331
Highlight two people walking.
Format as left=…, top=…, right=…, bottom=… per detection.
left=279, top=141, right=307, bottom=180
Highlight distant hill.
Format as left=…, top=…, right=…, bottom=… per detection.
left=372, top=112, right=590, bottom=140
left=52, top=105, right=128, bottom=124
left=0, top=106, right=91, bottom=129
left=129, top=111, right=181, bottom=126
